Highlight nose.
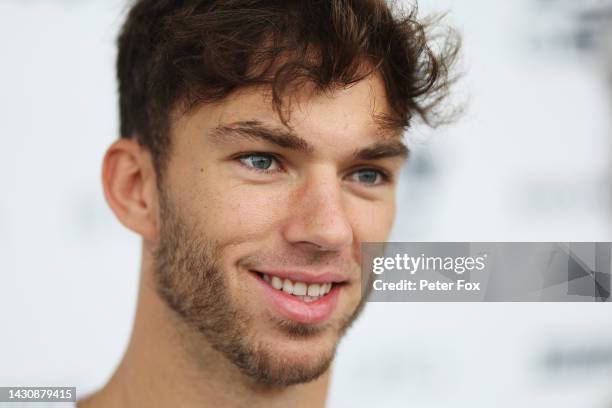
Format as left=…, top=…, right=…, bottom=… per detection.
left=282, top=171, right=354, bottom=252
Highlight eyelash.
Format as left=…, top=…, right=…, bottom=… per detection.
left=236, top=152, right=284, bottom=174
left=235, top=152, right=392, bottom=186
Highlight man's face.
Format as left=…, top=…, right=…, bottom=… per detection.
left=153, top=74, right=407, bottom=386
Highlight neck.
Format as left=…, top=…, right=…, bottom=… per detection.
left=79, top=248, right=331, bottom=408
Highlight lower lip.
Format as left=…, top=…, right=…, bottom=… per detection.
left=251, top=272, right=341, bottom=325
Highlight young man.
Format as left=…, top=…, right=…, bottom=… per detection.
left=80, top=0, right=457, bottom=406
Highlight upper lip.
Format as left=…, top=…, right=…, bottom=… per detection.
left=251, top=269, right=350, bottom=284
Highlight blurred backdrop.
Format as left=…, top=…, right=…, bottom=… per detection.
left=1, top=0, right=612, bottom=407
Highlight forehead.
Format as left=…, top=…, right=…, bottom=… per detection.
left=175, top=72, right=401, bottom=148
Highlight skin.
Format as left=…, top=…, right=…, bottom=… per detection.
left=79, top=72, right=407, bottom=408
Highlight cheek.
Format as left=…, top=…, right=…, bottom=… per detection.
left=347, top=197, right=396, bottom=242
left=198, top=183, right=289, bottom=242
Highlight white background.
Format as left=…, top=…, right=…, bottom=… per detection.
left=1, top=1, right=612, bottom=407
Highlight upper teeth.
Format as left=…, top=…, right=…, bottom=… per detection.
left=262, top=273, right=333, bottom=299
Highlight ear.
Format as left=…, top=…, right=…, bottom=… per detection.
left=102, top=138, right=159, bottom=241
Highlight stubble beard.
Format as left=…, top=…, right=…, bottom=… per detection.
left=151, top=186, right=369, bottom=387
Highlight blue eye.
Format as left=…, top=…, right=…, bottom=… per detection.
left=238, top=154, right=280, bottom=171
left=349, top=169, right=387, bottom=185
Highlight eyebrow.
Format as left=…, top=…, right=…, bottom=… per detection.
left=211, top=121, right=313, bottom=153
left=211, top=120, right=409, bottom=161
left=353, top=140, right=409, bottom=161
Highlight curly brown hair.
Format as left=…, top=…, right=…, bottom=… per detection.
left=117, top=0, right=460, bottom=172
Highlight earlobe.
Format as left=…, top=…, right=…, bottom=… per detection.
left=102, top=138, right=159, bottom=241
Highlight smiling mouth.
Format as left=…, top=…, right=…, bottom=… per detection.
left=253, top=271, right=339, bottom=303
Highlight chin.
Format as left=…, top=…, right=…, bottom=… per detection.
left=229, top=315, right=340, bottom=386
left=248, top=335, right=338, bottom=386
